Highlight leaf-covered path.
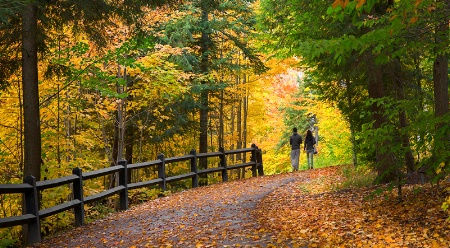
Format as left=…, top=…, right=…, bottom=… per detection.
left=32, top=166, right=450, bottom=248
left=32, top=172, right=301, bottom=248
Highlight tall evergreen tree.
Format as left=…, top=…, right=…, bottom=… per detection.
left=157, top=0, right=265, bottom=175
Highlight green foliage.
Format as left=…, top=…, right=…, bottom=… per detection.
left=0, top=0, right=29, bottom=24
left=356, top=96, right=449, bottom=182
left=0, top=229, right=19, bottom=248
left=0, top=193, right=22, bottom=247
left=84, top=203, right=116, bottom=224
left=129, top=188, right=160, bottom=204
left=281, top=94, right=310, bottom=135
left=336, top=164, right=377, bottom=190
left=257, top=0, right=449, bottom=187
left=39, top=186, right=74, bottom=235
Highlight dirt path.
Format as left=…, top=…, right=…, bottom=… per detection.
left=33, top=172, right=306, bottom=248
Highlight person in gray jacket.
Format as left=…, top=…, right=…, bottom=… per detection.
left=289, top=127, right=303, bottom=171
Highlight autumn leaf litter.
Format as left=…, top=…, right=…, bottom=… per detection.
left=33, top=166, right=450, bottom=248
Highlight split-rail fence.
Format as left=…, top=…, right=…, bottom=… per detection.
left=0, top=144, right=263, bottom=246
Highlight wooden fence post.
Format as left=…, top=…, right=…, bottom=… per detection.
left=190, top=149, right=198, bottom=188
left=219, top=147, right=228, bottom=182
left=72, top=168, right=84, bottom=226
left=118, top=160, right=128, bottom=211
left=157, top=154, right=167, bottom=191
left=24, top=175, right=41, bottom=245
left=251, top=144, right=257, bottom=177
left=257, top=147, right=264, bottom=176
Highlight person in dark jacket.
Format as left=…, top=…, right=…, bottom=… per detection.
left=289, top=127, right=302, bottom=171
left=304, top=130, right=316, bottom=169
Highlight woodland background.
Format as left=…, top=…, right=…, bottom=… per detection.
left=0, top=0, right=449, bottom=246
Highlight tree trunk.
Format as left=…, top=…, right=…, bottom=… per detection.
left=433, top=0, right=449, bottom=167
left=22, top=2, right=41, bottom=180
left=218, top=38, right=224, bottom=150
left=237, top=93, right=242, bottom=179
left=399, top=109, right=415, bottom=173
left=433, top=41, right=449, bottom=117
left=219, top=88, right=224, bottom=149
left=117, top=63, right=125, bottom=162
left=109, top=63, right=125, bottom=190
left=230, top=97, right=235, bottom=163
left=393, top=60, right=415, bottom=173
left=18, top=75, right=24, bottom=173
left=241, top=75, right=249, bottom=178
left=233, top=74, right=241, bottom=179
left=125, top=129, right=133, bottom=183
left=125, top=72, right=134, bottom=184
left=349, top=121, right=357, bottom=166
left=199, top=0, right=211, bottom=185
left=345, top=77, right=358, bottom=167
left=414, top=54, right=423, bottom=162
left=22, top=3, right=40, bottom=246
left=433, top=59, right=449, bottom=106
left=243, top=74, right=248, bottom=163
left=237, top=83, right=242, bottom=160
left=367, top=62, right=396, bottom=183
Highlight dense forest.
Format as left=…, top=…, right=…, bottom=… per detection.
left=0, top=0, right=448, bottom=246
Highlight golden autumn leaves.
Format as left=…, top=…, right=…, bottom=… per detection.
left=256, top=167, right=450, bottom=247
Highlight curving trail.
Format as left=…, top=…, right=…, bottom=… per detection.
left=31, top=166, right=450, bottom=248
left=32, top=172, right=308, bottom=248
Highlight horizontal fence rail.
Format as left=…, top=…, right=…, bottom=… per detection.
left=0, top=144, right=263, bottom=246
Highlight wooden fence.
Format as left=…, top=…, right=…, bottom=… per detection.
left=0, top=144, right=263, bottom=246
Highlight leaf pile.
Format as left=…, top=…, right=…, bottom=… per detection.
left=255, top=167, right=450, bottom=247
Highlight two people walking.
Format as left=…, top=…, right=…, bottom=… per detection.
left=290, top=128, right=316, bottom=171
